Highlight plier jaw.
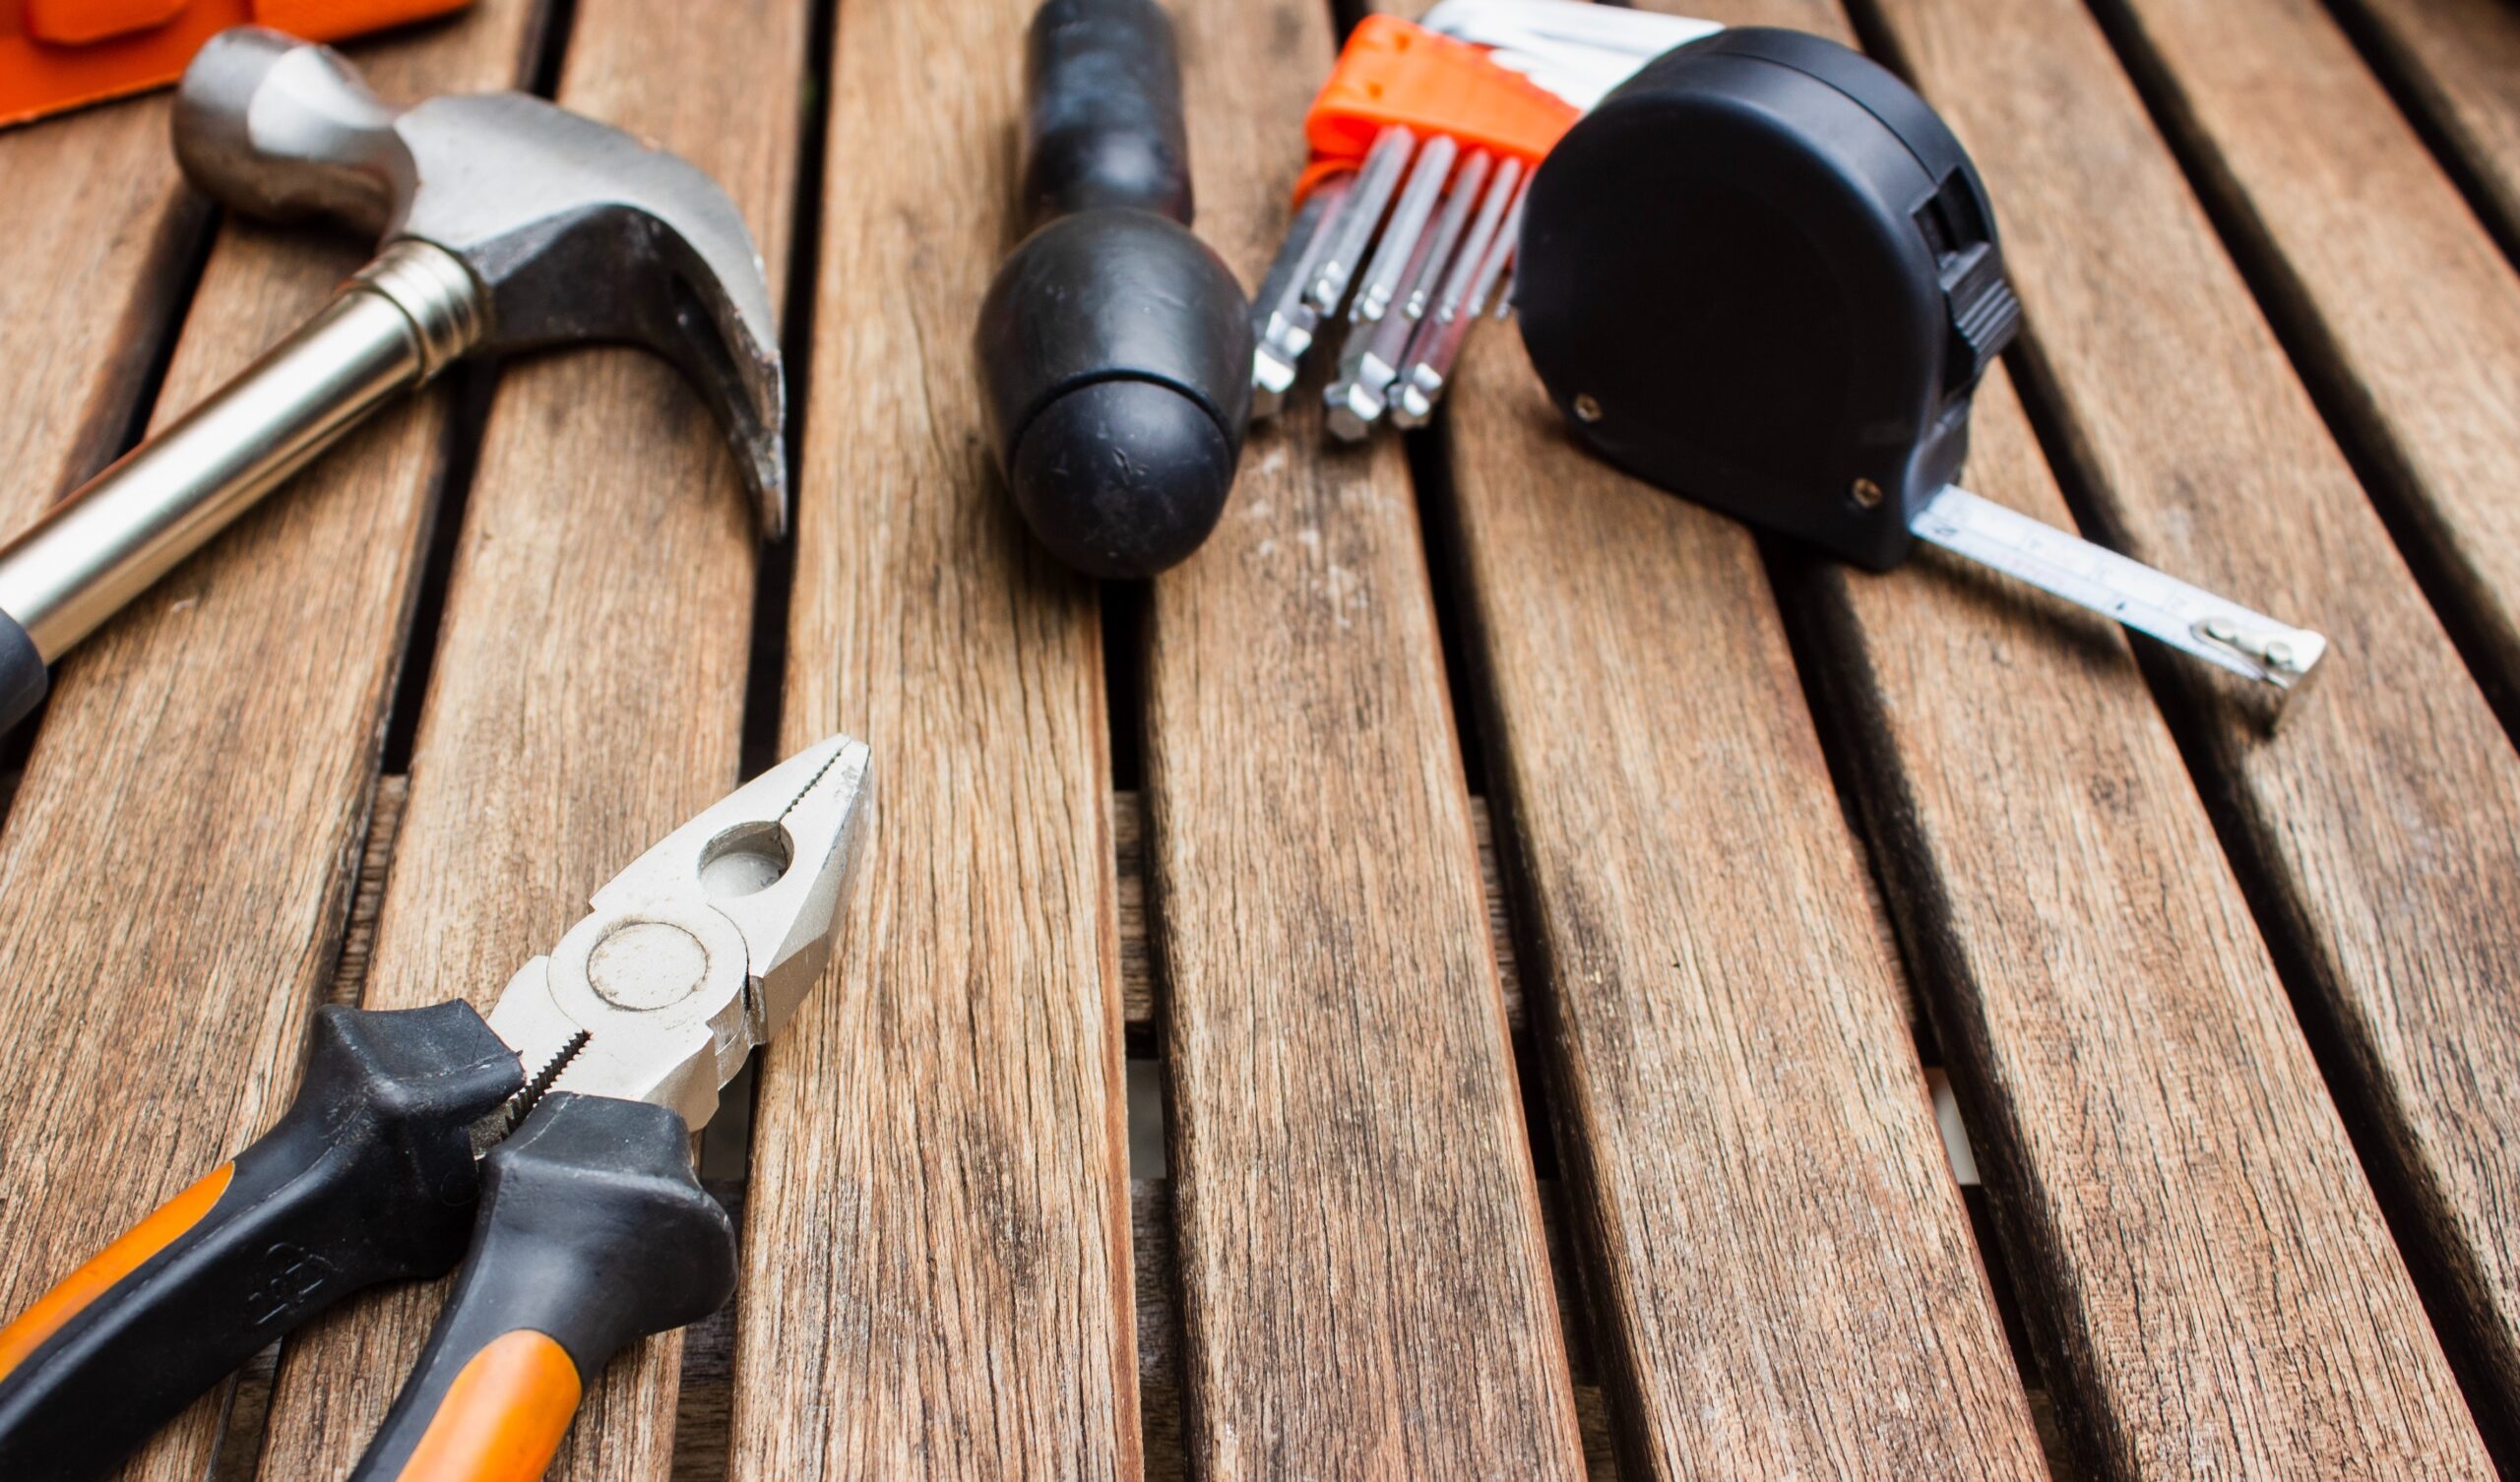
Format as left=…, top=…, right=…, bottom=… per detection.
left=487, top=735, right=873, bottom=1133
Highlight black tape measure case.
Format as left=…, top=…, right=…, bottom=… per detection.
left=1515, top=28, right=2021, bottom=571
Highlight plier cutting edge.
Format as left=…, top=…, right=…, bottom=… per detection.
left=0, top=735, right=873, bottom=1482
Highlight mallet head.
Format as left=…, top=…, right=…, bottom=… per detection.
left=172, top=28, right=789, bottom=537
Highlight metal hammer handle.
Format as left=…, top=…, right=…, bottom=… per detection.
left=0, top=238, right=484, bottom=730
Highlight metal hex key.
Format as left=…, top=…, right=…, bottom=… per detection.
left=1351, top=133, right=1457, bottom=324
left=1392, top=165, right=1525, bottom=428
left=1305, top=124, right=1418, bottom=319
left=1250, top=140, right=1529, bottom=438
left=1326, top=146, right=1489, bottom=439
left=1252, top=178, right=1354, bottom=416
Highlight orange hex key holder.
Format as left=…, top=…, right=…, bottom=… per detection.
left=1, top=0, right=471, bottom=128
left=1292, top=15, right=1576, bottom=205
left=1251, top=14, right=1579, bottom=434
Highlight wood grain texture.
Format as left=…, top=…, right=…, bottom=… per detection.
left=727, top=0, right=1139, bottom=1471
left=2094, top=0, right=2520, bottom=705
left=2341, top=0, right=2520, bottom=256
left=197, top=1181, right=1633, bottom=1482
left=0, top=92, right=204, bottom=525
left=324, top=792, right=1594, bottom=1480
left=0, top=10, right=538, bottom=1482
left=1434, top=19, right=2045, bottom=1469
left=681, top=1180, right=1623, bottom=1482
left=2087, top=0, right=2520, bottom=1437
left=247, top=0, right=803, bottom=1475
left=1798, top=367, right=2494, bottom=1481
left=1144, top=0, right=1585, bottom=1473
left=1117, top=790, right=1521, bottom=1034
left=1863, top=0, right=2517, bottom=1463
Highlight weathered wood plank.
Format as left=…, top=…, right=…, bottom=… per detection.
left=1858, top=0, right=2509, bottom=1467
left=1796, top=362, right=2492, bottom=1478
left=0, top=10, right=540, bottom=1482
left=2340, top=0, right=2520, bottom=256
left=2086, top=2, right=2520, bottom=1439
left=2094, top=0, right=2520, bottom=709
left=678, top=1180, right=1622, bottom=1482
left=1118, top=790, right=1519, bottom=1033
left=0, top=91, right=206, bottom=526
left=1144, top=0, right=1585, bottom=1470
left=247, top=0, right=804, bottom=1475
left=727, top=0, right=1139, bottom=1469
left=1370, top=0, right=2044, bottom=1469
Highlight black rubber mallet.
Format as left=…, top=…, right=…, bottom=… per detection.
left=975, top=0, right=1255, bottom=579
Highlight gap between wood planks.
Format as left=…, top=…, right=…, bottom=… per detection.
left=1834, top=0, right=2519, bottom=1455
left=375, top=0, right=583, bottom=778
left=733, top=0, right=838, bottom=788
left=2069, top=0, right=2520, bottom=1437
left=2318, top=0, right=2520, bottom=276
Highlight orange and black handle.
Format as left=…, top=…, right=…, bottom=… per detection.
left=0, top=1002, right=523, bottom=1482
left=345, top=1091, right=736, bottom=1482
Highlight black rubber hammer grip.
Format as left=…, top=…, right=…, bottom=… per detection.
left=1020, top=0, right=1193, bottom=224
left=0, top=609, right=44, bottom=734
left=976, top=0, right=1255, bottom=579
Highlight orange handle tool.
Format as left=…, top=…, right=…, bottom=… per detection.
left=0, top=1004, right=523, bottom=1482
left=1294, top=14, right=1578, bottom=202
left=346, top=1093, right=735, bottom=1482
left=0, top=0, right=473, bottom=128
left=372, top=1330, right=584, bottom=1482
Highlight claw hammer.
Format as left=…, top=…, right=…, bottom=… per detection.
left=0, top=29, right=787, bottom=733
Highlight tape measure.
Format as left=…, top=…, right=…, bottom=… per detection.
left=1514, top=27, right=2326, bottom=706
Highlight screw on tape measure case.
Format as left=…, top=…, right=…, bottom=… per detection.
left=1515, top=27, right=2020, bottom=571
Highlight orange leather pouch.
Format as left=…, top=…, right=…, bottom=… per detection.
left=1, top=0, right=470, bottom=128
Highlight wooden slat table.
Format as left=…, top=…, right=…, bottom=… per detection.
left=0, top=0, right=2513, bottom=1477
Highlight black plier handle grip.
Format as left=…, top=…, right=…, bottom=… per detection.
left=0, top=734, right=867, bottom=1481
left=0, top=1002, right=735, bottom=1482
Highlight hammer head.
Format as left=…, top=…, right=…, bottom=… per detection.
left=172, top=28, right=788, bottom=537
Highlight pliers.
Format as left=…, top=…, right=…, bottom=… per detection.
left=0, top=735, right=873, bottom=1482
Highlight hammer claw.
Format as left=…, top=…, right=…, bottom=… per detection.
left=178, top=27, right=790, bottom=533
